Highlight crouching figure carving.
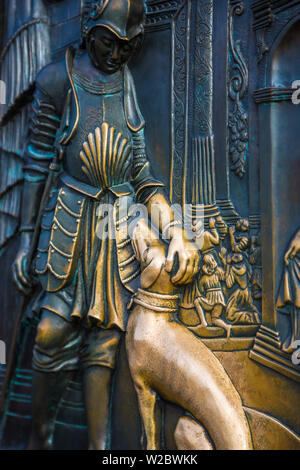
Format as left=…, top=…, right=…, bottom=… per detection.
left=126, top=219, right=253, bottom=450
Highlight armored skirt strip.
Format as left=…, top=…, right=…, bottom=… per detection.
left=35, top=187, right=138, bottom=331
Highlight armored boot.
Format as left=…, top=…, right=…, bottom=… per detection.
left=27, top=370, right=73, bottom=450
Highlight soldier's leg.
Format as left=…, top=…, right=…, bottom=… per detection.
left=83, top=366, right=113, bottom=450
left=28, top=309, right=81, bottom=450
left=81, top=327, right=121, bottom=450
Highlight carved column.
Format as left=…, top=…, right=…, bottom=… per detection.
left=169, top=0, right=191, bottom=205
left=189, top=0, right=219, bottom=223
left=191, top=135, right=219, bottom=226
left=213, top=0, right=240, bottom=222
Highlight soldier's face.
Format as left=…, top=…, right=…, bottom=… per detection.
left=89, top=27, right=134, bottom=74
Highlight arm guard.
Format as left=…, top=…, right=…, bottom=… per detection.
left=20, top=85, right=61, bottom=233
left=131, top=129, right=165, bottom=205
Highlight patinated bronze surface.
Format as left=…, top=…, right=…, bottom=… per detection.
left=0, top=0, right=299, bottom=451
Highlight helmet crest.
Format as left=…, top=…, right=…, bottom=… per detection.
left=89, top=1, right=109, bottom=20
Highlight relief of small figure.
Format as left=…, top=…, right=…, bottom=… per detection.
left=276, top=228, right=300, bottom=354
left=229, top=218, right=250, bottom=255
left=181, top=217, right=227, bottom=321
left=221, top=249, right=260, bottom=325
left=194, top=216, right=227, bottom=255
left=195, top=217, right=220, bottom=254
left=194, top=254, right=232, bottom=339
left=249, top=234, right=262, bottom=300
left=215, top=215, right=228, bottom=241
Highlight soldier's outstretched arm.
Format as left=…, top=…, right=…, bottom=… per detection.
left=146, top=193, right=199, bottom=285
left=131, top=129, right=199, bottom=286
left=12, top=61, right=67, bottom=294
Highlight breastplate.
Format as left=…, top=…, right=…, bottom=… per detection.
left=63, top=69, right=133, bottom=189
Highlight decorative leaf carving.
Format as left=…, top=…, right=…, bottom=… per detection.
left=228, top=2, right=249, bottom=178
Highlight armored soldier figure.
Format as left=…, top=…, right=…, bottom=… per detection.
left=12, top=0, right=199, bottom=450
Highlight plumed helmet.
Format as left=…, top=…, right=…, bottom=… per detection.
left=81, top=0, right=145, bottom=43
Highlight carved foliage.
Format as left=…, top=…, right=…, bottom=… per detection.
left=171, top=1, right=189, bottom=204
left=193, top=0, right=213, bottom=137
left=228, top=1, right=249, bottom=179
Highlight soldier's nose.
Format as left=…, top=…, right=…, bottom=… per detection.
left=111, top=44, right=120, bottom=61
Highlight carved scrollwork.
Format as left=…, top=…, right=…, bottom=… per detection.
left=228, top=2, right=249, bottom=179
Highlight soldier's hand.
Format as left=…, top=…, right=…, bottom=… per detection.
left=165, top=228, right=199, bottom=285
left=12, top=233, right=33, bottom=295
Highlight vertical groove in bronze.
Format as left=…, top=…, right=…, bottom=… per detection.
left=192, top=136, right=216, bottom=207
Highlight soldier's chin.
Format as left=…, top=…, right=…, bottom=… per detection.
left=102, top=62, right=121, bottom=74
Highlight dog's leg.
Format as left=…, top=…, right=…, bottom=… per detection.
left=175, top=416, right=214, bottom=450
left=133, top=379, right=161, bottom=450
left=129, top=221, right=178, bottom=450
